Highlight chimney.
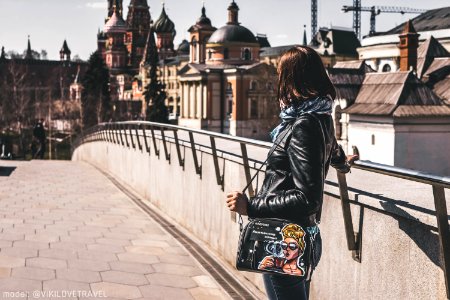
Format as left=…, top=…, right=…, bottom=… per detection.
left=398, top=20, right=419, bottom=72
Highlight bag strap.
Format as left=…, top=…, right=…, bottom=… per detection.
left=241, top=124, right=293, bottom=195
left=238, top=123, right=293, bottom=232
left=237, top=113, right=328, bottom=230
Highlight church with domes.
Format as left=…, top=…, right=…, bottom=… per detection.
left=177, top=1, right=279, bottom=139
left=96, top=0, right=283, bottom=139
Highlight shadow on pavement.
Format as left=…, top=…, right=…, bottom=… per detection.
left=0, top=166, right=16, bottom=176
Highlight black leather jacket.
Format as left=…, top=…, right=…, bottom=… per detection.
left=247, top=113, right=349, bottom=225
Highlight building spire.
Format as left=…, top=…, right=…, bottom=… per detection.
left=227, top=0, right=239, bottom=25
left=303, top=25, right=307, bottom=46
left=60, top=39, right=71, bottom=61
left=0, top=46, right=5, bottom=60
left=25, top=35, right=33, bottom=60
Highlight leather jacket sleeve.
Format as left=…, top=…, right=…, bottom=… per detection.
left=247, top=117, right=324, bottom=220
left=330, top=138, right=351, bottom=173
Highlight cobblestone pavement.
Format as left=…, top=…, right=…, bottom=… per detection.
left=0, top=160, right=230, bottom=300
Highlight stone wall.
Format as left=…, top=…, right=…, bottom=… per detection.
left=73, top=134, right=448, bottom=299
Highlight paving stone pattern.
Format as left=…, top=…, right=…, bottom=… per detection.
left=0, top=161, right=230, bottom=300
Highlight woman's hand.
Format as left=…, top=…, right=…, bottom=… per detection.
left=259, top=256, right=275, bottom=269
left=226, top=191, right=249, bottom=215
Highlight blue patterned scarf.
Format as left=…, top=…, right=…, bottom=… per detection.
left=270, top=96, right=333, bottom=141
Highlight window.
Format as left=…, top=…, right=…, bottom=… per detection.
left=224, top=48, right=229, bottom=59
left=243, top=48, right=251, bottom=60
left=382, top=64, right=391, bottom=72
left=371, top=134, right=375, bottom=145
left=266, top=82, right=273, bottom=90
left=208, top=50, right=212, bottom=60
left=250, top=81, right=257, bottom=90
left=250, top=99, right=258, bottom=118
left=227, top=82, right=232, bottom=91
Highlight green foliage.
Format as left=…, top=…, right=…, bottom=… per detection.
left=81, top=51, right=111, bottom=128
left=142, top=29, right=169, bottom=124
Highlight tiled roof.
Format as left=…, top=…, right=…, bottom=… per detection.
left=386, top=7, right=450, bottom=34
left=344, top=71, right=444, bottom=116
left=424, top=57, right=450, bottom=76
left=260, top=45, right=297, bottom=57
left=416, top=36, right=450, bottom=78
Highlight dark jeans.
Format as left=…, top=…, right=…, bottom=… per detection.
left=34, top=142, right=45, bottom=159
left=263, top=274, right=310, bottom=300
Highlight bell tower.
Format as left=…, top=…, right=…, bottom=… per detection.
left=188, top=4, right=216, bottom=63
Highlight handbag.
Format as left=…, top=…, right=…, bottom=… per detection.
left=235, top=113, right=326, bottom=279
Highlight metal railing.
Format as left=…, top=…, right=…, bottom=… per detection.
left=73, top=121, right=450, bottom=299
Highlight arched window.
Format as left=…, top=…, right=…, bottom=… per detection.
left=224, top=48, right=229, bottom=59
left=382, top=64, right=391, bottom=72
left=191, top=37, right=198, bottom=61
left=243, top=48, right=251, bottom=61
left=227, top=82, right=232, bottom=91
left=250, top=80, right=257, bottom=90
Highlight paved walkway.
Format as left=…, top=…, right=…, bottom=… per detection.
left=0, top=160, right=230, bottom=300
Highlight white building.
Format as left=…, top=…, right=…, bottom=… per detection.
left=357, top=7, right=450, bottom=73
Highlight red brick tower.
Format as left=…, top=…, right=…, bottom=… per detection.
left=399, top=20, right=420, bottom=72
left=104, top=6, right=128, bottom=74
left=126, top=0, right=151, bottom=71
left=153, top=5, right=176, bottom=60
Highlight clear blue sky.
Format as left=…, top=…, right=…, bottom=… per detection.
left=0, top=0, right=448, bottom=60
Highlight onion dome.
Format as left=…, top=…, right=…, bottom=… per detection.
left=208, top=25, right=257, bottom=44
left=177, top=39, right=190, bottom=54
left=153, top=6, right=176, bottom=36
left=104, top=9, right=127, bottom=33
left=197, top=6, right=212, bottom=27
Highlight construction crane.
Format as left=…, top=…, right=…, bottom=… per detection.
left=342, top=5, right=427, bottom=39
left=311, top=0, right=318, bottom=41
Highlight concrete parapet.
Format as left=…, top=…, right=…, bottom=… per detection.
left=73, top=132, right=449, bottom=299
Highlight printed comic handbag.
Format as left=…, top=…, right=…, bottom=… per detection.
left=236, top=217, right=320, bottom=278
left=235, top=114, right=326, bottom=278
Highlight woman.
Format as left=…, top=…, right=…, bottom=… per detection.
left=226, top=46, right=356, bottom=300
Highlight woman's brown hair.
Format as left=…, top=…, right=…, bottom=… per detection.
left=277, top=46, right=336, bottom=106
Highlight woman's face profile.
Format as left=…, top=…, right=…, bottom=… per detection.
left=282, top=237, right=299, bottom=260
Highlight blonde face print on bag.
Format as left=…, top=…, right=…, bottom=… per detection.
left=258, top=224, right=306, bottom=276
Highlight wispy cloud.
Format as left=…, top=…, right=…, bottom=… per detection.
left=276, top=34, right=288, bottom=39
left=86, top=2, right=108, bottom=9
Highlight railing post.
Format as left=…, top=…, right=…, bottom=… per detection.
left=432, top=185, right=450, bottom=298
left=141, top=124, right=151, bottom=154
left=150, top=126, right=160, bottom=157
left=210, top=136, right=224, bottom=189
left=240, top=143, right=254, bottom=197
left=122, top=124, right=130, bottom=148
left=111, top=124, right=117, bottom=144
left=128, top=125, right=136, bottom=149
left=189, top=132, right=201, bottom=176
left=336, top=171, right=361, bottom=262
left=135, top=126, right=142, bottom=151
left=117, top=124, right=125, bottom=146
left=173, top=130, right=184, bottom=168
left=160, top=128, right=170, bottom=162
